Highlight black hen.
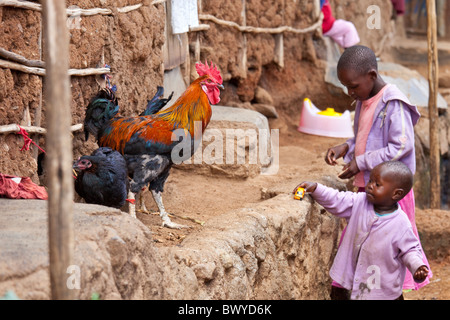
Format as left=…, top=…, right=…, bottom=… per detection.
left=73, top=147, right=129, bottom=209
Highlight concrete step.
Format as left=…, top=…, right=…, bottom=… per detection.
left=390, top=38, right=450, bottom=66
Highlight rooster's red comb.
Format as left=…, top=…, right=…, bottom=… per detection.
left=195, top=60, right=223, bottom=84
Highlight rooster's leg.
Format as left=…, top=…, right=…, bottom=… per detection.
left=151, top=190, right=189, bottom=229
left=136, top=190, right=150, bottom=214
left=127, top=191, right=137, bottom=218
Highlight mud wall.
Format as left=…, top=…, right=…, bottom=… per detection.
left=0, top=0, right=393, bottom=183
left=0, top=0, right=166, bottom=182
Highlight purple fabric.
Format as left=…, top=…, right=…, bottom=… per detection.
left=313, top=184, right=426, bottom=299
left=338, top=84, right=432, bottom=290
left=398, top=189, right=432, bottom=289
left=332, top=187, right=432, bottom=291
left=344, top=84, right=421, bottom=181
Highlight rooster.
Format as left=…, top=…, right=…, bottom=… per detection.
left=73, top=147, right=129, bottom=209
left=83, top=61, right=223, bottom=228
left=78, top=87, right=171, bottom=212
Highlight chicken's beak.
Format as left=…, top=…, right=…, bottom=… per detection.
left=218, top=84, right=224, bottom=90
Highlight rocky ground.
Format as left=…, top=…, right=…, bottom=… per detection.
left=133, top=111, right=450, bottom=300
left=404, top=208, right=450, bottom=300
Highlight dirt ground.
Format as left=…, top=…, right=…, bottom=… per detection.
left=404, top=208, right=450, bottom=300
left=134, top=111, right=345, bottom=243
left=129, top=111, right=450, bottom=300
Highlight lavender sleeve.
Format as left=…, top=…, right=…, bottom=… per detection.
left=397, top=227, right=426, bottom=281
left=311, top=184, right=356, bottom=219
left=355, top=100, right=415, bottom=172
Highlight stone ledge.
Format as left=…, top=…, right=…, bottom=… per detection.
left=0, top=194, right=339, bottom=300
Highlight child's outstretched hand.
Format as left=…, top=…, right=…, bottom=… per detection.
left=413, top=265, right=429, bottom=283
left=325, top=143, right=349, bottom=166
left=292, top=181, right=318, bottom=195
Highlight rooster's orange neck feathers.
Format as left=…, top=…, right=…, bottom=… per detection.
left=155, top=76, right=213, bottom=136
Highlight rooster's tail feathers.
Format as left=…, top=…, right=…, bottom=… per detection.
left=140, top=86, right=174, bottom=116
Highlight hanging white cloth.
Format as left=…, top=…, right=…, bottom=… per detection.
left=171, top=0, right=199, bottom=34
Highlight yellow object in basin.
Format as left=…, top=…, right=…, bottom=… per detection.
left=317, top=108, right=342, bottom=117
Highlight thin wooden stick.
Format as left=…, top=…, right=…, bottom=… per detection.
left=0, top=48, right=45, bottom=68
left=241, top=0, right=247, bottom=77
left=0, top=0, right=41, bottom=11
left=66, top=7, right=111, bottom=16
left=189, top=24, right=210, bottom=32
left=117, top=3, right=142, bottom=13
left=0, top=58, right=110, bottom=76
left=199, top=13, right=323, bottom=34
left=41, top=0, right=74, bottom=300
left=0, top=0, right=153, bottom=15
left=68, top=67, right=111, bottom=76
left=151, top=0, right=166, bottom=5
left=0, top=59, right=45, bottom=75
left=32, top=19, right=44, bottom=161
left=426, top=0, right=441, bottom=209
left=0, top=123, right=83, bottom=134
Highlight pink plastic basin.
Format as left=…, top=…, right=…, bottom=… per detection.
left=297, top=98, right=354, bottom=138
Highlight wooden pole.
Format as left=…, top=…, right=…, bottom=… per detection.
left=426, top=0, right=441, bottom=209
left=41, top=0, right=75, bottom=299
